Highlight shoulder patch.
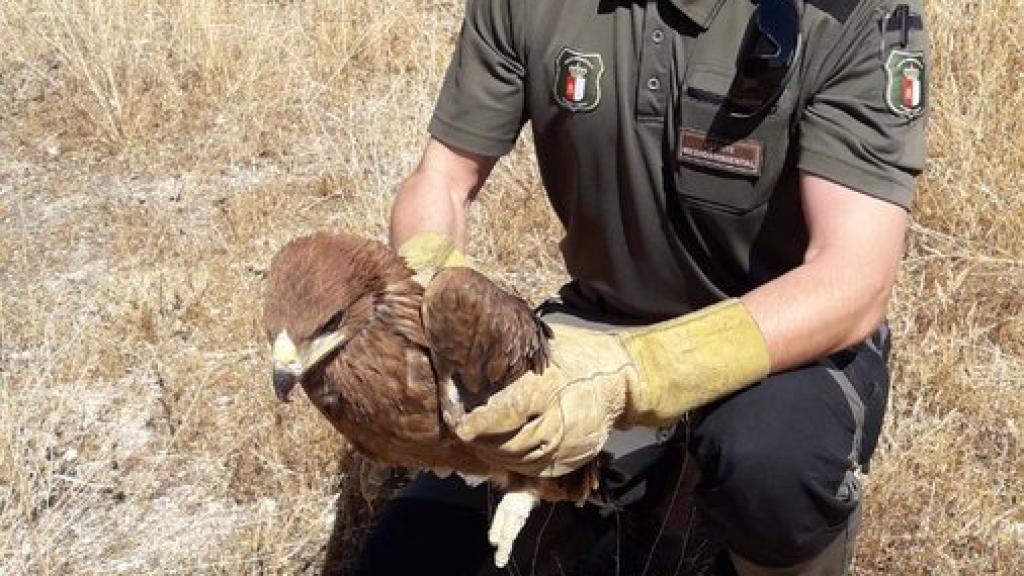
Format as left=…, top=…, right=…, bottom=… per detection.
left=884, top=49, right=926, bottom=119
left=552, top=47, right=605, bottom=113
left=806, top=0, right=861, bottom=23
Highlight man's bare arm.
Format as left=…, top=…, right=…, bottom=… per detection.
left=390, top=138, right=497, bottom=249
left=742, top=172, right=909, bottom=372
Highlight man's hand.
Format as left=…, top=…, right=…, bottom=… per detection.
left=454, top=323, right=633, bottom=477
left=454, top=299, right=771, bottom=477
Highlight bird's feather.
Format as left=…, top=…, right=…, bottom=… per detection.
left=422, top=267, right=552, bottom=411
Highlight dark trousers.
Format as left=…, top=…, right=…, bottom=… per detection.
left=356, top=326, right=891, bottom=576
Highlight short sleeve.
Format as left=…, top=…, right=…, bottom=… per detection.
left=798, top=0, right=929, bottom=209
left=429, top=0, right=527, bottom=158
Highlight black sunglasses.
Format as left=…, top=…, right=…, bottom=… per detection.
left=726, top=0, right=802, bottom=118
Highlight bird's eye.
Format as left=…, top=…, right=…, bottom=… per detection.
left=321, top=310, right=347, bottom=333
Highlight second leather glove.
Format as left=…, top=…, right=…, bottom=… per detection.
left=454, top=299, right=772, bottom=477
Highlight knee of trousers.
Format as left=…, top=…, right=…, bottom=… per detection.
left=693, top=333, right=888, bottom=568
left=697, top=438, right=860, bottom=567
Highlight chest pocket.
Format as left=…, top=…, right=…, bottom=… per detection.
left=673, top=65, right=799, bottom=214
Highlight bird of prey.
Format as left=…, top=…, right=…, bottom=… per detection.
left=262, top=232, right=599, bottom=566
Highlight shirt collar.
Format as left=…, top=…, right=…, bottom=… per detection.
left=669, top=0, right=728, bottom=30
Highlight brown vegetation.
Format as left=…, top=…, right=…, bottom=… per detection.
left=0, top=0, right=1020, bottom=574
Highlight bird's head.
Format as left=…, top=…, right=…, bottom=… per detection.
left=262, top=232, right=402, bottom=402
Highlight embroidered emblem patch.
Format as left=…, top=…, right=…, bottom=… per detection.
left=884, top=49, right=927, bottom=119
left=553, top=47, right=605, bottom=113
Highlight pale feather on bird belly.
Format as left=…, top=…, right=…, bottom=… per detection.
left=458, top=473, right=488, bottom=487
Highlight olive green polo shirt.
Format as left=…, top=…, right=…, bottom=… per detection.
left=429, top=0, right=928, bottom=320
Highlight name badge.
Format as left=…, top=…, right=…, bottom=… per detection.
left=677, top=129, right=763, bottom=177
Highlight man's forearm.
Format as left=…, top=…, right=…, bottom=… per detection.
left=389, top=139, right=496, bottom=249
left=741, top=173, right=908, bottom=373
left=741, top=255, right=895, bottom=373
left=390, top=169, right=468, bottom=248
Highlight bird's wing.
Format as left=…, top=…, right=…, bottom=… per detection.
left=421, top=267, right=551, bottom=400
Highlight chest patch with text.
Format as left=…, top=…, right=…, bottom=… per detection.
left=677, top=129, right=764, bottom=177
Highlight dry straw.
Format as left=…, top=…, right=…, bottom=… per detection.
left=0, top=0, right=1020, bottom=574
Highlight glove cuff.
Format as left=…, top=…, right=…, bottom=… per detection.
left=617, top=299, right=771, bottom=427
left=396, top=231, right=472, bottom=282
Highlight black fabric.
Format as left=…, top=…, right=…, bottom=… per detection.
left=692, top=331, right=890, bottom=567
left=355, top=499, right=492, bottom=576
left=356, top=332, right=890, bottom=573
left=357, top=447, right=703, bottom=576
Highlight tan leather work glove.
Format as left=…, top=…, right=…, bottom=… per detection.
left=396, top=231, right=473, bottom=284
left=454, top=299, right=771, bottom=477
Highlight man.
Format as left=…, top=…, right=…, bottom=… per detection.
left=357, top=0, right=927, bottom=574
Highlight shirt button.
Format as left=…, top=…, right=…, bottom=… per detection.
left=647, top=77, right=661, bottom=91
left=651, top=29, right=664, bottom=44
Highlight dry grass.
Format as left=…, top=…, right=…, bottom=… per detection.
left=0, top=0, right=1020, bottom=574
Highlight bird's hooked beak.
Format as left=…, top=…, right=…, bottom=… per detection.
left=272, top=331, right=302, bottom=402
left=271, top=328, right=351, bottom=402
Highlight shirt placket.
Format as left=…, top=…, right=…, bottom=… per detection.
left=636, top=2, right=672, bottom=121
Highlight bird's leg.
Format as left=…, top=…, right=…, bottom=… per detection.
left=431, top=352, right=466, bottom=431
left=488, top=490, right=539, bottom=568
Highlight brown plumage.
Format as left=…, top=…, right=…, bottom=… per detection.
left=423, top=266, right=553, bottom=422
left=262, top=232, right=596, bottom=504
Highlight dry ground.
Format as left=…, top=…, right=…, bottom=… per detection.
left=0, top=1, right=1021, bottom=574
